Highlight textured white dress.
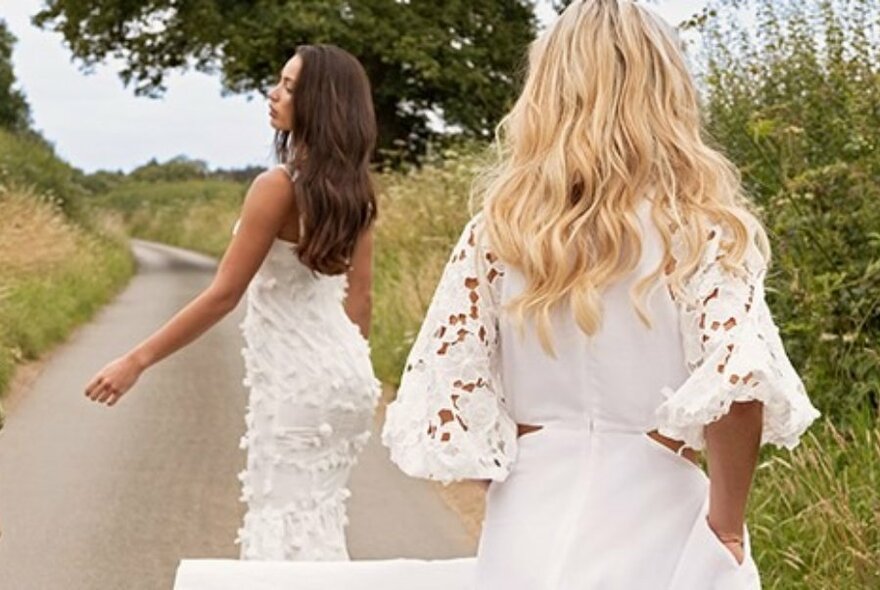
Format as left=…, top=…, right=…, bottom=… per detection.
left=229, top=186, right=382, bottom=561
left=380, top=204, right=820, bottom=589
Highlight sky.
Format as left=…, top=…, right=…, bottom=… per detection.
left=2, top=0, right=707, bottom=174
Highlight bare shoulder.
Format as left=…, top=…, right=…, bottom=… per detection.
left=249, top=166, right=295, bottom=199
left=234, top=167, right=297, bottom=240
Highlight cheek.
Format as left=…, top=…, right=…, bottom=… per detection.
left=281, top=95, right=295, bottom=121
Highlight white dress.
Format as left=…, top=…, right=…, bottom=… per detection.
left=175, top=203, right=820, bottom=588
left=381, top=204, right=820, bottom=589
left=230, top=182, right=382, bottom=561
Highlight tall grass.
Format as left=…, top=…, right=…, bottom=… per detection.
left=371, top=151, right=484, bottom=388
left=750, top=412, right=879, bottom=589
left=90, top=179, right=246, bottom=257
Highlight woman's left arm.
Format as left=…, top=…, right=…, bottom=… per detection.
left=704, top=399, right=763, bottom=560
left=655, top=223, right=821, bottom=561
left=85, top=169, right=295, bottom=405
left=344, top=227, right=373, bottom=340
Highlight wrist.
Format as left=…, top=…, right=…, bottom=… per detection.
left=717, top=532, right=744, bottom=546
left=127, top=349, right=151, bottom=372
left=706, top=515, right=744, bottom=543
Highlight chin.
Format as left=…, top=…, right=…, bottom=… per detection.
left=269, top=119, right=292, bottom=132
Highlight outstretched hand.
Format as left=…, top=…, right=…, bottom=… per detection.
left=84, top=355, right=143, bottom=406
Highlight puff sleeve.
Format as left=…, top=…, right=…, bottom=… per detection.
left=380, top=215, right=518, bottom=484
left=655, top=225, right=821, bottom=451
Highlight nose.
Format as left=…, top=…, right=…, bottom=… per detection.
left=267, top=84, right=280, bottom=102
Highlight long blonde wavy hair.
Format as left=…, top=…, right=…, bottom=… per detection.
left=474, top=0, right=770, bottom=353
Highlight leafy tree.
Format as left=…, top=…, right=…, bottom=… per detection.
left=210, top=165, right=264, bottom=184
left=0, top=20, right=31, bottom=132
left=130, top=155, right=209, bottom=183
left=33, top=1, right=537, bottom=161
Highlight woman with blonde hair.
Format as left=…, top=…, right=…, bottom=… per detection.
left=381, top=0, right=820, bottom=587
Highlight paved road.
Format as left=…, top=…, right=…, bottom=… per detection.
left=0, top=240, right=474, bottom=590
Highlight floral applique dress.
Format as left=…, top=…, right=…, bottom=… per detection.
left=230, top=177, right=381, bottom=561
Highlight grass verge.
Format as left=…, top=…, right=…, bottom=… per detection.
left=0, top=187, right=135, bottom=426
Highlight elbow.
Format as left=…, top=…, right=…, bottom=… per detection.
left=705, top=400, right=764, bottom=448
left=346, top=289, right=372, bottom=319
left=206, top=285, right=242, bottom=316
left=361, top=293, right=373, bottom=318
left=728, top=399, right=764, bottom=421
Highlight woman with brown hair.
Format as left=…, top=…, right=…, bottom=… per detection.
left=84, top=44, right=381, bottom=561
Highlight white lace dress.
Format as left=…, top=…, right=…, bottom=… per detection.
left=230, top=213, right=381, bottom=561
left=380, top=207, right=820, bottom=589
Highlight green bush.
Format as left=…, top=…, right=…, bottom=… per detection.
left=701, top=0, right=880, bottom=425
left=0, top=128, right=88, bottom=218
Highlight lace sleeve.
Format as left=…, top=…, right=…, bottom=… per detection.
left=655, top=225, right=821, bottom=452
left=380, top=215, right=518, bottom=484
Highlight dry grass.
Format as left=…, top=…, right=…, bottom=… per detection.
left=371, top=151, right=486, bottom=385
left=0, top=187, right=134, bottom=421
left=0, top=188, right=78, bottom=279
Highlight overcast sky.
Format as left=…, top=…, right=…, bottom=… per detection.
left=3, top=0, right=706, bottom=173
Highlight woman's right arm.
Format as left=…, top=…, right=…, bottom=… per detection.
left=85, top=169, right=295, bottom=405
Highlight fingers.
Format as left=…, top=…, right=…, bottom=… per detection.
left=85, top=375, right=122, bottom=406
left=97, top=383, right=118, bottom=404
left=85, top=375, right=103, bottom=398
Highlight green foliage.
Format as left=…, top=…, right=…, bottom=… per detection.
left=92, top=178, right=247, bottom=256
left=0, top=128, right=88, bottom=218
left=130, top=155, right=209, bottom=183
left=34, top=0, right=537, bottom=160
left=699, top=0, right=880, bottom=424
left=693, top=6, right=880, bottom=582
left=0, top=19, right=30, bottom=133
left=763, top=163, right=880, bottom=421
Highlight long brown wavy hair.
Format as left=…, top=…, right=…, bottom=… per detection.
left=275, top=44, right=377, bottom=275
